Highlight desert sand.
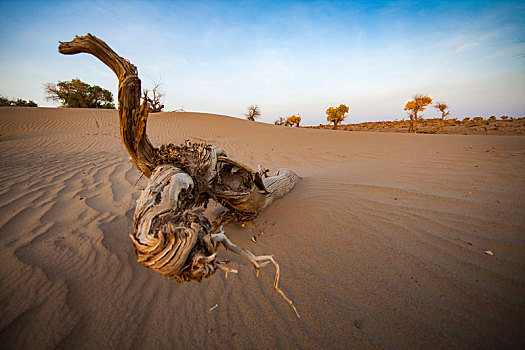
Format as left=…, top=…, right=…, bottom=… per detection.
left=0, top=106, right=524, bottom=349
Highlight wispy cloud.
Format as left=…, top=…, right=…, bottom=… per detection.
left=0, top=0, right=523, bottom=123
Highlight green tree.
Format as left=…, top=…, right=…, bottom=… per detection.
left=326, top=104, right=349, bottom=130
left=0, top=96, right=11, bottom=106
left=0, top=95, right=37, bottom=107
left=404, top=94, right=432, bottom=133
left=44, top=78, right=115, bottom=109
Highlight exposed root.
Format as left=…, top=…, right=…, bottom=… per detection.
left=215, top=263, right=238, bottom=278
left=254, top=255, right=300, bottom=319
left=211, top=231, right=299, bottom=318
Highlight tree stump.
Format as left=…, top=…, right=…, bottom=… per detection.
left=58, top=34, right=299, bottom=317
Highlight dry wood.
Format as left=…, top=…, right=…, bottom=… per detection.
left=59, top=34, right=156, bottom=177
left=59, top=34, right=300, bottom=316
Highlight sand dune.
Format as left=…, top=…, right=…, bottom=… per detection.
left=0, top=107, right=524, bottom=349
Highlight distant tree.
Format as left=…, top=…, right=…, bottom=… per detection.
left=488, top=116, right=497, bottom=121
left=500, top=115, right=509, bottom=120
left=44, top=78, right=115, bottom=109
left=462, top=117, right=471, bottom=123
left=404, top=94, right=432, bottom=133
left=0, top=95, right=37, bottom=107
left=0, top=96, right=10, bottom=106
left=244, top=105, right=261, bottom=121
left=285, top=114, right=301, bottom=127
left=326, top=104, right=349, bottom=130
left=274, top=117, right=286, bottom=125
left=143, top=77, right=164, bottom=113
left=14, top=98, right=38, bottom=107
left=434, top=102, right=450, bottom=132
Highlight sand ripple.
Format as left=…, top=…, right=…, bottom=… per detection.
left=1, top=107, right=524, bottom=349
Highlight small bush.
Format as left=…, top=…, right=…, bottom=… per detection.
left=0, top=95, right=38, bottom=107
left=274, top=117, right=286, bottom=125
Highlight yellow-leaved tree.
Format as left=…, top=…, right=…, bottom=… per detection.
left=285, top=114, right=301, bottom=127
left=404, top=95, right=432, bottom=133
left=326, top=104, right=349, bottom=130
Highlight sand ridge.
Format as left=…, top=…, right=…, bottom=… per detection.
left=0, top=107, right=524, bottom=348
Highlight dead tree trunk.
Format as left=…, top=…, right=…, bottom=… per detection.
left=59, top=34, right=299, bottom=317
left=59, top=34, right=156, bottom=177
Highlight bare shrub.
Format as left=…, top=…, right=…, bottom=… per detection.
left=274, top=117, right=286, bottom=125
left=245, top=105, right=261, bottom=121
left=143, top=77, right=164, bottom=113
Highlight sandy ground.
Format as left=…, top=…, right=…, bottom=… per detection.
left=0, top=107, right=524, bottom=349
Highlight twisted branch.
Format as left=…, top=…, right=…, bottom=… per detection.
left=59, top=34, right=156, bottom=177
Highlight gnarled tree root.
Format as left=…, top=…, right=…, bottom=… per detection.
left=59, top=34, right=300, bottom=317
left=130, top=164, right=299, bottom=316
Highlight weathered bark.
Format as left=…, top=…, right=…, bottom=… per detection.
left=59, top=34, right=299, bottom=316
left=59, top=34, right=156, bottom=177
left=409, top=112, right=418, bottom=133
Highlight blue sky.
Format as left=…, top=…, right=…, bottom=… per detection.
left=0, top=0, right=524, bottom=125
